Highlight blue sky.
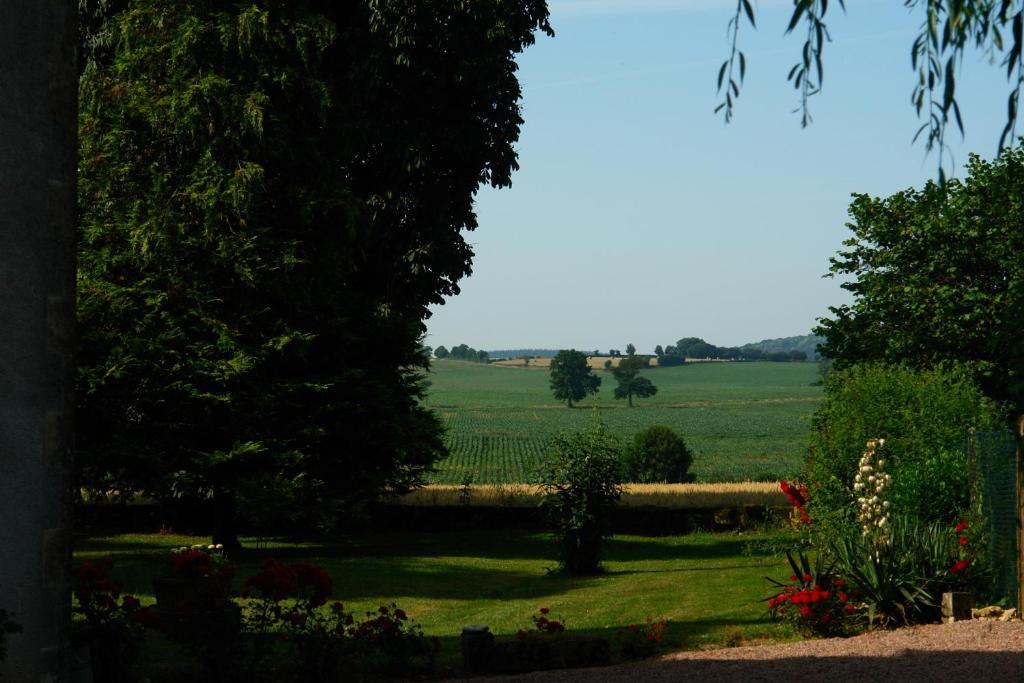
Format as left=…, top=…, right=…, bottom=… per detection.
left=425, top=0, right=1011, bottom=354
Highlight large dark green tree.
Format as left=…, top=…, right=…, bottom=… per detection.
left=549, top=350, right=601, bottom=407
left=815, top=146, right=1024, bottom=413
left=76, top=0, right=551, bottom=540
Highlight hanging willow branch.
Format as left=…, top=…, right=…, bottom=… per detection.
left=717, top=0, right=1024, bottom=180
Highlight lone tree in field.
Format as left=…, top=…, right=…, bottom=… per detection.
left=613, top=355, right=657, bottom=407
left=549, top=349, right=601, bottom=407
left=625, top=343, right=636, bottom=356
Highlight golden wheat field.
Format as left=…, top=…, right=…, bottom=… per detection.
left=391, top=482, right=786, bottom=509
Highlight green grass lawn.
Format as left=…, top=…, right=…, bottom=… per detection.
left=425, top=360, right=822, bottom=483
left=75, top=529, right=798, bottom=674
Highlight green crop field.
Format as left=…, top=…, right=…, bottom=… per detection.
left=424, top=360, right=822, bottom=484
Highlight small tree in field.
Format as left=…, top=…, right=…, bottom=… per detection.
left=625, top=343, right=636, bottom=356
left=613, top=356, right=657, bottom=407
left=549, top=350, right=601, bottom=407
left=622, top=426, right=693, bottom=483
left=540, top=418, right=623, bottom=575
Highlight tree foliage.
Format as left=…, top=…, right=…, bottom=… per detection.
left=549, top=350, right=601, bottom=407
left=718, top=1, right=1024, bottom=179
left=815, top=146, right=1024, bottom=411
left=75, top=0, right=551, bottom=535
left=622, top=426, right=693, bottom=483
left=539, top=418, right=623, bottom=575
left=612, top=356, right=657, bottom=407
left=806, top=363, right=1003, bottom=533
left=444, top=344, right=490, bottom=363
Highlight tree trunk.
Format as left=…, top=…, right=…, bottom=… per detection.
left=0, top=2, right=78, bottom=679
left=628, top=394, right=633, bottom=407
left=211, top=491, right=242, bottom=551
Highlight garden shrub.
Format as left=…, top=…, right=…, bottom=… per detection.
left=616, top=617, right=667, bottom=659
left=71, top=558, right=157, bottom=680
left=806, top=362, right=1004, bottom=533
left=621, top=426, right=693, bottom=483
left=767, top=552, right=859, bottom=637
left=539, top=418, right=623, bottom=575
left=240, top=559, right=435, bottom=681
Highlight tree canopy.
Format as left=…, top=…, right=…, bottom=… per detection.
left=815, top=145, right=1024, bottom=413
left=612, top=356, right=657, bottom=407
left=549, top=350, right=601, bottom=407
left=75, top=0, right=551, bottom=538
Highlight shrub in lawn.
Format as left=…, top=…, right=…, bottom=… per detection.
left=539, top=419, right=623, bottom=575
left=806, top=362, right=1003, bottom=533
left=617, top=616, right=667, bottom=659
left=0, top=609, right=22, bottom=666
left=767, top=552, right=859, bottom=637
left=622, top=426, right=693, bottom=483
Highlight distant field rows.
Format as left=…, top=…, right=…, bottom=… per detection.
left=424, top=360, right=822, bottom=484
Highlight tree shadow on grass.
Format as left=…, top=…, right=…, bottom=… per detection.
left=252, top=530, right=769, bottom=565
left=325, top=559, right=596, bottom=601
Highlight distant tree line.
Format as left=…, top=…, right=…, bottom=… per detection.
left=654, top=337, right=807, bottom=366
left=434, top=344, right=489, bottom=363
left=486, top=349, right=559, bottom=359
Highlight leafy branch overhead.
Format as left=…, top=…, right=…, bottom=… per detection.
left=717, top=0, right=1024, bottom=180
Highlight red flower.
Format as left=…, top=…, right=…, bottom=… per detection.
left=955, top=519, right=969, bottom=533
left=837, top=592, right=848, bottom=603
left=803, top=574, right=813, bottom=583
left=951, top=559, right=970, bottom=574
left=539, top=607, right=550, bottom=615
left=959, top=535, right=969, bottom=546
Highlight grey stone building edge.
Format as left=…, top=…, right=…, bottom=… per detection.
left=0, top=1, right=78, bottom=679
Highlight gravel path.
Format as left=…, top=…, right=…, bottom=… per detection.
left=468, top=619, right=1024, bottom=682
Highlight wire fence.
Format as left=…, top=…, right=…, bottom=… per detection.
left=968, top=428, right=1019, bottom=607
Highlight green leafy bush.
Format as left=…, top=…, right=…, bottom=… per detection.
left=806, top=363, right=1003, bottom=532
left=539, top=418, right=623, bottom=575
left=622, top=426, right=693, bottom=483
